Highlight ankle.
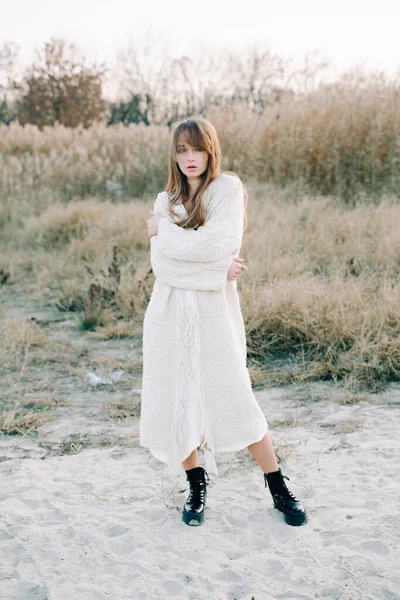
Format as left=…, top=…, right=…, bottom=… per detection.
left=185, top=466, right=202, bottom=475
left=264, top=468, right=283, bottom=481
left=264, top=468, right=280, bottom=475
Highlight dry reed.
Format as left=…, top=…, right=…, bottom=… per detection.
left=2, top=73, right=400, bottom=390
left=1, top=71, right=399, bottom=210
left=2, top=180, right=400, bottom=390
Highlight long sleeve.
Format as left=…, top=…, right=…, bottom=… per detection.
left=149, top=182, right=242, bottom=291
left=156, top=175, right=244, bottom=262
left=150, top=237, right=233, bottom=291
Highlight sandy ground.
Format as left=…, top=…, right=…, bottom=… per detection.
left=0, top=285, right=399, bottom=600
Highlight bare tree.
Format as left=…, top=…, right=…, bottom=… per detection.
left=112, top=34, right=302, bottom=125
left=0, top=41, right=21, bottom=123
left=286, top=49, right=332, bottom=96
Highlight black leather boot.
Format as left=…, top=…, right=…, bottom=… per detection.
left=264, top=468, right=307, bottom=526
left=182, top=466, right=210, bottom=526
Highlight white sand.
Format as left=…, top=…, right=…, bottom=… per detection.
left=0, top=382, right=399, bottom=600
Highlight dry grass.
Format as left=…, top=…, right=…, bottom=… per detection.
left=39, top=433, right=141, bottom=458
left=207, top=71, right=400, bottom=201
left=0, top=121, right=169, bottom=207
left=2, top=183, right=400, bottom=390
left=1, top=83, right=400, bottom=392
left=0, top=380, right=61, bottom=435
left=269, top=417, right=297, bottom=428
left=237, top=190, right=400, bottom=390
left=0, top=318, right=51, bottom=373
left=0, top=319, right=89, bottom=373
left=0, top=407, right=53, bottom=435
left=1, top=71, right=400, bottom=211
left=332, top=419, right=364, bottom=435
left=328, top=439, right=353, bottom=452
left=104, top=396, right=142, bottom=420
left=0, top=318, right=86, bottom=433
left=337, top=393, right=372, bottom=405
left=23, top=198, right=149, bottom=252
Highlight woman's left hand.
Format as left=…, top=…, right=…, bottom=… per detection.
left=227, top=257, right=247, bottom=280
left=146, top=210, right=163, bottom=237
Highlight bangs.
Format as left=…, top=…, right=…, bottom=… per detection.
left=167, top=116, right=222, bottom=197
left=174, top=121, right=208, bottom=154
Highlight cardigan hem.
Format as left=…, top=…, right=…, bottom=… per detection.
left=143, top=424, right=269, bottom=476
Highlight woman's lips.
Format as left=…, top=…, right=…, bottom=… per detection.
left=187, top=166, right=197, bottom=169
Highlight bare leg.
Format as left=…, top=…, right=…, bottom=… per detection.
left=247, top=432, right=279, bottom=473
left=182, top=448, right=199, bottom=470
left=248, top=432, right=308, bottom=526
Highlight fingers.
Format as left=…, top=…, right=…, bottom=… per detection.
left=233, top=265, right=247, bottom=278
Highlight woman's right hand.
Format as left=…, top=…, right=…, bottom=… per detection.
left=227, top=257, right=246, bottom=281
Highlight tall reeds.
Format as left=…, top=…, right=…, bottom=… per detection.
left=2, top=70, right=400, bottom=390
left=1, top=70, right=399, bottom=208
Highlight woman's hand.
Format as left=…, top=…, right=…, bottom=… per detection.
left=227, top=257, right=247, bottom=281
left=146, top=210, right=163, bottom=237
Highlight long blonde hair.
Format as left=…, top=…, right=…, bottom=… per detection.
left=165, top=116, right=248, bottom=230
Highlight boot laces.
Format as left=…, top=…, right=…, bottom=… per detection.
left=277, top=476, right=299, bottom=502
left=186, top=472, right=209, bottom=503
left=264, top=473, right=299, bottom=502
left=187, top=468, right=210, bottom=483
left=186, top=470, right=210, bottom=490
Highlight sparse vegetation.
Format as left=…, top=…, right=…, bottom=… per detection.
left=1, top=54, right=400, bottom=397
left=2, top=175, right=400, bottom=391
left=2, top=71, right=400, bottom=203
left=105, top=396, right=142, bottom=420
left=333, top=419, right=364, bottom=435
left=0, top=405, right=53, bottom=435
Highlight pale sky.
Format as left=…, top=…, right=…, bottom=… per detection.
left=2, top=0, right=400, bottom=98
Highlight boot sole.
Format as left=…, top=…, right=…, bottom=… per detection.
left=284, top=512, right=308, bottom=526
left=274, top=505, right=308, bottom=526
left=182, top=508, right=205, bottom=526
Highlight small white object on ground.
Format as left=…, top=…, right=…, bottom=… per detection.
left=84, top=370, right=125, bottom=386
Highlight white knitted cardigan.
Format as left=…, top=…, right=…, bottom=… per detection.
left=151, top=173, right=244, bottom=291
left=149, top=173, right=245, bottom=474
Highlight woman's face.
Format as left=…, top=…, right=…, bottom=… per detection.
left=175, top=136, right=209, bottom=179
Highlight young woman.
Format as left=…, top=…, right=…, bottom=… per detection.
left=140, top=116, right=307, bottom=527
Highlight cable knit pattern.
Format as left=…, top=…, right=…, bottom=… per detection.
left=139, top=173, right=269, bottom=478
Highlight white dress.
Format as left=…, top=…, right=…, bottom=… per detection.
left=139, top=173, right=269, bottom=477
